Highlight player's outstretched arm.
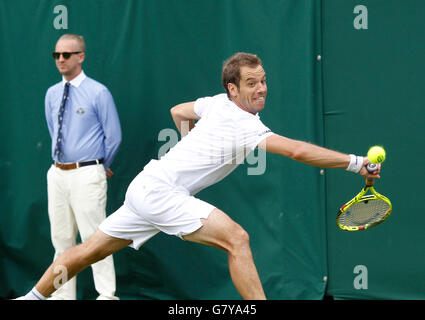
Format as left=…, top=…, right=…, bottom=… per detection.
left=170, top=102, right=200, bottom=136
left=258, top=134, right=380, bottom=178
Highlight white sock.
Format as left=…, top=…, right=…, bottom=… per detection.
left=24, top=287, right=47, bottom=300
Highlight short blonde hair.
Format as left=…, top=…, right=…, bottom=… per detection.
left=57, top=34, right=86, bottom=52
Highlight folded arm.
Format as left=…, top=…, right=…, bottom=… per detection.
left=170, top=102, right=200, bottom=136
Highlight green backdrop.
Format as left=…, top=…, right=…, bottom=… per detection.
left=322, top=0, right=425, bottom=299
left=0, top=0, right=424, bottom=300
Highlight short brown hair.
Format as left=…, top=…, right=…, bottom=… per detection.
left=222, top=52, right=263, bottom=98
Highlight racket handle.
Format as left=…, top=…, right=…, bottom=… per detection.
left=366, top=163, right=378, bottom=186
left=366, top=162, right=378, bottom=173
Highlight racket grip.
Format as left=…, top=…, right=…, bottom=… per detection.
left=366, top=163, right=378, bottom=186
left=366, top=162, right=378, bottom=173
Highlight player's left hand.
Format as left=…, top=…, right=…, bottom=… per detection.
left=359, top=158, right=381, bottom=179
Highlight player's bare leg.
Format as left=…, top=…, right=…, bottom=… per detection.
left=35, top=230, right=132, bottom=298
left=183, top=208, right=266, bottom=300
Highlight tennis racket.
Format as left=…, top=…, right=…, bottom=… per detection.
left=337, top=163, right=392, bottom=231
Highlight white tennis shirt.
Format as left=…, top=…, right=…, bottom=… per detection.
left=143, top=93, right=274, bottom=195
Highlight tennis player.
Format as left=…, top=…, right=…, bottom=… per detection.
left=19, top=52, right=379, bottom=300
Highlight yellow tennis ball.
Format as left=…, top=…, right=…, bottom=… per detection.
left=367, top=146, right=386, bottom=164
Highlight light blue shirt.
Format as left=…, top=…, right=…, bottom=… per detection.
left=45, top=71, right=122, bottom=169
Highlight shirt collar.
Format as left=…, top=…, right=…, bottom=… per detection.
left=226, top=95, right=260, bottom=118
left=62, top=70, right=86, bottom=88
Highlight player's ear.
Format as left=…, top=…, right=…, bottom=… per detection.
left=227, top=82, right=238, bottom=98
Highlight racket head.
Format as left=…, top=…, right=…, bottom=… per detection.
left=337, top=188, right=392, bottom=231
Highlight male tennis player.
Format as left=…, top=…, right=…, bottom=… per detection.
left=19, top=52, right=379, bottom=300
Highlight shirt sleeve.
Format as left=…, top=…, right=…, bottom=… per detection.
left=95, top=88, right=122, bottom=169
left=239, top=117, right=274, bottom=152
left=193, top=96, right=214, bottom=118
left=44, top=89, right=54, bottom=138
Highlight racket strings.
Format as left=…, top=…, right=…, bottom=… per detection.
left=339, top=198, right=390, bottom=227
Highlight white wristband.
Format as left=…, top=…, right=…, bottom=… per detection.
left=346, top=154, right=364, bottom=173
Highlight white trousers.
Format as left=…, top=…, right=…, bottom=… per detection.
left=47, top=164, right=118, bottom=300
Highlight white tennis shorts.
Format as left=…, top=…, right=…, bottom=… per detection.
left=99, top=171, right=215, bottom=250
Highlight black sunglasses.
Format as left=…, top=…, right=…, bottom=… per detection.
left=52, top=51, right=82, bottom=60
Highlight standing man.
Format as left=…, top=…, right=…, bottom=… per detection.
left=44, top=34, right=122, bottom=300
left=19, top=52, right=379, bottom=300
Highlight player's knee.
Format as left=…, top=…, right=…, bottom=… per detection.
left=228, top=224, right=250, bottom=252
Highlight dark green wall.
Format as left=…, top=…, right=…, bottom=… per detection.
left=323, top=0, right=425, bottom=299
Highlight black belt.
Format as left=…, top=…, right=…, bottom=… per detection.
left=54, top=159, right=104, bottom=170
